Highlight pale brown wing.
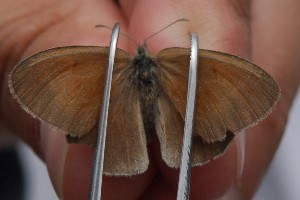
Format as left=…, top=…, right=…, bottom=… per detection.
left=156, top=47, right=280, bottom=166
left=156, top=90, right=236, bottom=167
left=155, top=90, right=235, bottom=167
left=155, top=90, right=184, bottom=167
left=103, top=67, right=149, bottom=175
left=78, top=62, right=149, bottom=175
left=9, top=46, right=126, bottom=137
left=9, top=46, right=149, bottom=175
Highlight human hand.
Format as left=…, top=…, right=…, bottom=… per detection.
left=1, top=0, right=299, bottom=199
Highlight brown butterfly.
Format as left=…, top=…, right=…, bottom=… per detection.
left=8, top=41, right=280, bottom=176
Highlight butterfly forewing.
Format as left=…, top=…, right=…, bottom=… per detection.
left=196, top=50, right=280, bottom=142
left=9, top=46, right=109, bottom=135
left=157, top=48, right=280, bottom=164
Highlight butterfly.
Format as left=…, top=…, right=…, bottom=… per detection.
left=8, top=41, right=280, bottom=176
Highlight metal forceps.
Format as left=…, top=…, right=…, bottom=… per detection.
left=89, top=23, right=199, bottom=200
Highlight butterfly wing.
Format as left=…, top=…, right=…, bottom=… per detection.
left=155, top=91, right=234, bottom=167
left=155, top=90, right=184, bottom=167
left=9, top=46, right=149, bottom=175
left=9, top=46, right=113, bottom=137
left=103, top=65, right=149, bottom=175
left=156, top=47, right=280, bottom=167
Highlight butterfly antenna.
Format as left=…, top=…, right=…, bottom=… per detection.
left=144, top=18, right=190, bottom=42
left=95, top=24, right=138, bottom=47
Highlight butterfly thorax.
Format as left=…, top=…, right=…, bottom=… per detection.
left=129, top=44, right=160, bottom=135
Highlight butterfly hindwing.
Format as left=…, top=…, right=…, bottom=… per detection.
left=155, top=90, right=235, bottom=167
left=103, top=65, right=149, bottom=175
left=155, top=90, right=185, bottom=167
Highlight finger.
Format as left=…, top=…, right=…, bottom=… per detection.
left=121, top=0, right=251, bottom=56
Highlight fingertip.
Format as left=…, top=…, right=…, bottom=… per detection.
left=62, top=144, right=93, bottom=200
left=41, top=124, right=68, bottom=198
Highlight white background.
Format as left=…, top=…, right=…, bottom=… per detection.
left=19, top=90, right=300, bottom=200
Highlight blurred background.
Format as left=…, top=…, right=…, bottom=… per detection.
left=1, top=89, right=299, bottom=200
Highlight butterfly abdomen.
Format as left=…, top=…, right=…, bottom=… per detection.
left=129, top=45, right=161, bottom=135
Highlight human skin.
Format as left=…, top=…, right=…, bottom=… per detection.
left=0, top=0, right=300, bottom=199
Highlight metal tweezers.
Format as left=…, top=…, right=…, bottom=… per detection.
left=89, top=23, right=199, bottom=200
